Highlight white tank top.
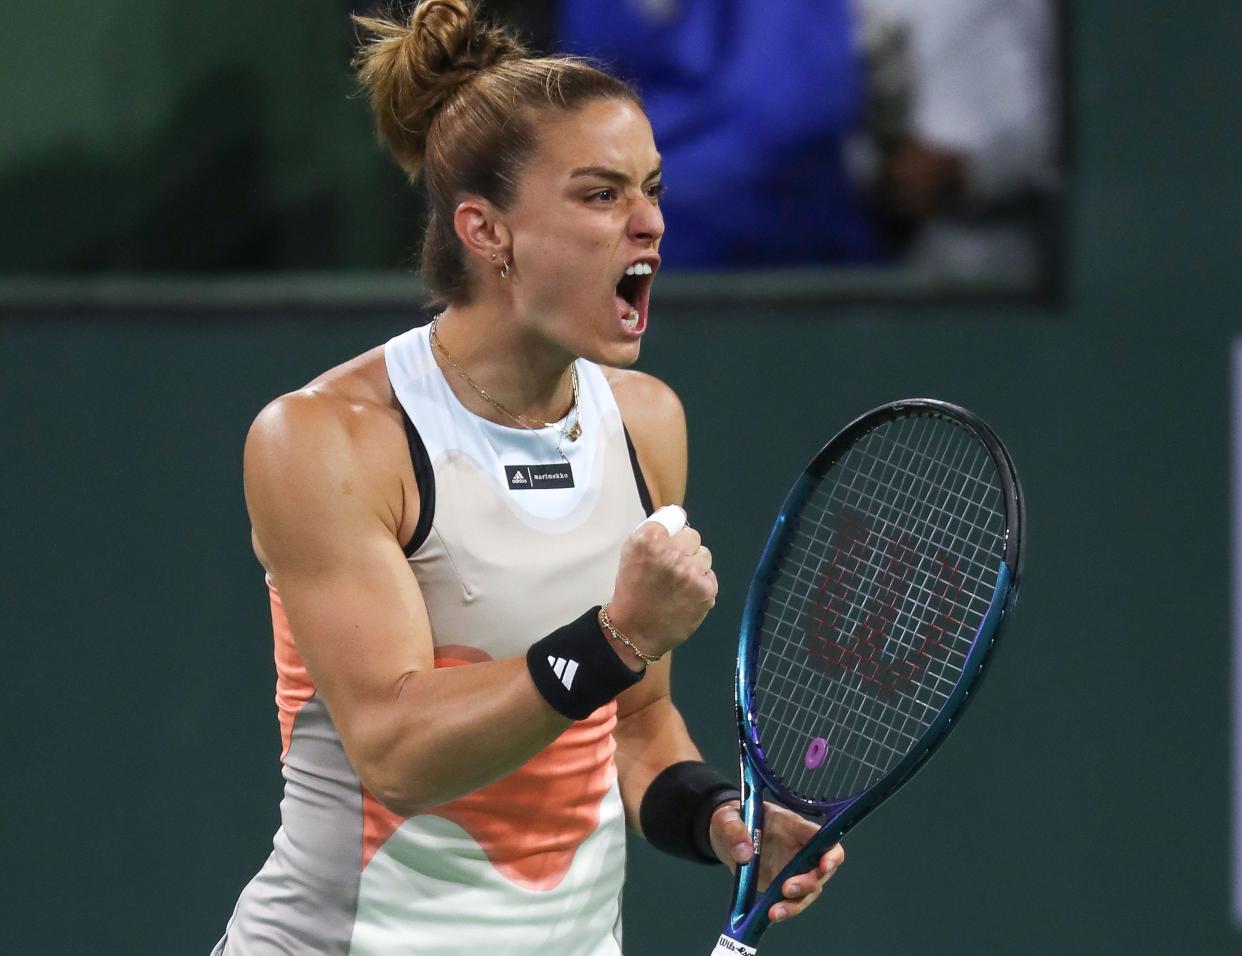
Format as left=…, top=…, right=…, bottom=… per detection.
left=214, top=324, right=652, bottom=956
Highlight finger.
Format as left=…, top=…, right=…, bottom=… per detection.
left=699, top=569, right=719, bottom=607
left=772, top=841, right=844, bottom=920
left=790, top=847, right=845, bottom=891
left=637, top=504, right=686, bottom=536
left=770, top=887, right=822, bottom=923
left=820, top=843, right=845, bottom=875
left=712, top=804, right=754, bottom=864
left=671, top=525, right=702, bottom=556
left=692, top=545, right=712, bottom=572
left=783, top=865, right=831, bottom=896
left=783, top=858, right=838, bottom=900
left=781, top=876, right=815, bottom=899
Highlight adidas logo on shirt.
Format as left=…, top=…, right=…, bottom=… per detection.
left=547, top=655, right=579, bottom=690
left=504, top=464, right=575, bottom=490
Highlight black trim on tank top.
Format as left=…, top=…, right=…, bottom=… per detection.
left=623, top=424, right=654, bottom=517
left=399, top=408, right=436, bottom=556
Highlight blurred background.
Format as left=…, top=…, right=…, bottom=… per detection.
left=1, top=0, right=1064, bottom=296
left=2, top=1, right=1240, bottom=953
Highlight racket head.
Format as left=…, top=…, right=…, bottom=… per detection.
left=736, top=398, right=1024, bottom=818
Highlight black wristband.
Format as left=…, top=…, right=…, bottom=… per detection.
left=526, top=606, right=645, bottom=720
left=640, top=760, right=741, bottom=864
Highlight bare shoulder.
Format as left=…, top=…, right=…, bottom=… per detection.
left=602, top=367, right=685, bottom=437
left=245, top=348, right=411, bottom=566
left=603, top=367, right=687, bottom=508
left=245, top=387, right=361, bottom=473
left=246, top=348, right=400, bottom=479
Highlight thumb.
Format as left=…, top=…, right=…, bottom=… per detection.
left=710, top=802, right=754, bottom=866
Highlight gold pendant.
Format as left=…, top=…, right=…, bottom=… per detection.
left=565, top=422, right=582, bottom=442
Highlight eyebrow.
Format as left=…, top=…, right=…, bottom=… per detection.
left=568, top=163, right=663, bottom=185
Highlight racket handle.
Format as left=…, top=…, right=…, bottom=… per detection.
left=723, top=828, right=842, bottom=952
left=710, top=935, right=758, bottom=955
left=639, top=504, right=687, bottom=536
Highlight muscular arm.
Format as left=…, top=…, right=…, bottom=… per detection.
left=245, top=392, right=573, bottom=816
left=606, top=370, right=708, bottom=831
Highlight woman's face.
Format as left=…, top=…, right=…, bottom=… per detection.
left=502, top=98, right=665, bottom=368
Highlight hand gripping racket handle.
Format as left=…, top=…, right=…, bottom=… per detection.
left=709, top=835, right=838, bottom=956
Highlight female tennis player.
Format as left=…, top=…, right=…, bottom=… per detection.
left=211, top=3, right=843, bottom=953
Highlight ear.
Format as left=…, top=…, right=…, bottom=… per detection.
left=453, top=197, right=512, bottom=269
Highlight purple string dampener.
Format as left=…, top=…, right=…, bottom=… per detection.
left=804, top=737, right=829, bottom=770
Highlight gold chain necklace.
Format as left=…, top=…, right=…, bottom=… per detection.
left=429, top=316, right=583, bottom=459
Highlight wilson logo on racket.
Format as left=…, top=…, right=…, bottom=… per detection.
left=801, top=509, right=965, bottom=702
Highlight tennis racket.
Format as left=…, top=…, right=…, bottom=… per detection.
left=711, top=398, right=1024, bottom=955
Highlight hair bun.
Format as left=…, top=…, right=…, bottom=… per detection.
left=353, top=0, right=527, bottom=178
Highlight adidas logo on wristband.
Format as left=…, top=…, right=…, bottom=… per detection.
left=547, top=655, right=579, bottom=690
left=526, top=608, right=643, bottom=720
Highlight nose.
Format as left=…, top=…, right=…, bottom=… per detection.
left=627, top=192, right=664, bottom=245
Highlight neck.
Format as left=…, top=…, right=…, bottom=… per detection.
left=430, top=303, right=577, bottom=427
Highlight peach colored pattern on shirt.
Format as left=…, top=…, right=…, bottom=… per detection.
left=361, top=656, right=619, bottom=890
left=270, top=581, right=316, bottom=761
left=266, top=595, right=618, bottom=889
left=358, top=656, right=484, bottom=870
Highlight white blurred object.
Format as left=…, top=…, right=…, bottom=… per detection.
left=853, top=0, right=1060, bottom=279
left=640, top=505, right=688, bottom=536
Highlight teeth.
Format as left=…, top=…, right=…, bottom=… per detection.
left=623, top=306, right=640, bottom=330
left=624, top=262, right=654, bottom=276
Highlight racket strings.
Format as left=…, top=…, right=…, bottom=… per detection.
left=758, top=430, right=970, bottom=792
left=753, top=414, right=1008, bottom=804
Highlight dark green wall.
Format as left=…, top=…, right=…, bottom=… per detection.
left=4, top=2, right=1242, bottom=953
left=0, top=0, right=545, bottom=273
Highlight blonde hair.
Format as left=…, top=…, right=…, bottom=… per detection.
left=353, top=1, right=641, bottom=304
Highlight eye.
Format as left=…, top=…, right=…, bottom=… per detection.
left=646, top=182, right=667, bottom=202
left=588, top=188, right=616, bottom=203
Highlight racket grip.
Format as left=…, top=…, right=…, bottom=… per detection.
left=710, top=935, right=758, bottom=955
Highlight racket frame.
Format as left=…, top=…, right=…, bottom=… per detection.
left=718, top=399, right=1024, bottom=950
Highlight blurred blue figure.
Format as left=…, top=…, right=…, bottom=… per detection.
left=559, top=0, right=884, bottom=269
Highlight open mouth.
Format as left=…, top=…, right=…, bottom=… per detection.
left=614, top=261, right=657, bottom=334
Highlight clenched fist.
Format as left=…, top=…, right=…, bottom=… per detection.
left=604, top=506, right=718, bottom=665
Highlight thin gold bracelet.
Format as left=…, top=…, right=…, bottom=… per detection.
left=598, top=604, right=662, bottom=666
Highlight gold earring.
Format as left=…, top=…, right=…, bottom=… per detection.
left=500, top=257, right=511, bottom=279
left=489, top=253, right=497, bottom=262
